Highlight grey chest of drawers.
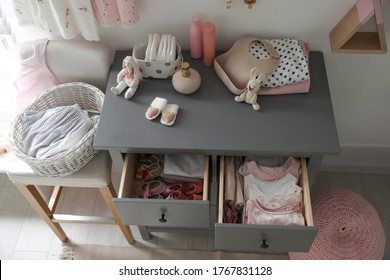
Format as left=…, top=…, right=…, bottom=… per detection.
left=94, top=50, right=340, bottom=253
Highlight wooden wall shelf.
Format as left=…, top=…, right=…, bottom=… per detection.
left=330, top=0, right=387, bottom=54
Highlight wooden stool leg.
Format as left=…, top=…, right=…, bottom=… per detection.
left=100, top=183, right=135, bottom=244
left=15, top=184, right=68, bottom=242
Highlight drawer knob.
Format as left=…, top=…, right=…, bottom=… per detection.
left=260, top=239, right=269, bottom=249
left=159, top=213, right=167, bottom=223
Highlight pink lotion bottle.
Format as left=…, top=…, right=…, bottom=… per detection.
left=190, top=16, right=203, bottom=59
left=202, top=22, right=216, bottom=67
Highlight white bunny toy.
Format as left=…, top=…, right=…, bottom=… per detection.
left=111, top=56, right=142, bottom=99
left=234, top=67, right=265, bottom=111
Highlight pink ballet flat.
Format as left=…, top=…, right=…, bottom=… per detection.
left=138, top=154, right=163, bottom=164
left=147, top=193, right=164, bottom=199
left=135, top=180, right=166, bottom=199
left=224, top=207, right=239, bottom=223
left=188, top=194, right=203, bottom=200
left=184, top=182, right=203, bottom=195
left=166, top=190, right=188, bottom=200
left=164, top=183, right=187, bottom=196
left=136, top=162, right=162, bottom=180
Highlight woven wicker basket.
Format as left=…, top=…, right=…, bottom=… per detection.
left=9, top=82, right=105, bottom=177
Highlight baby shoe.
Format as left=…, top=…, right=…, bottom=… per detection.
left=164, top=183, right=187, bottom=197
left=136, top=162, right=162, bottom=180
left=188, top=194, right=203, bottom=200
left=135, top=180, right=166, bottom=199
left=146, top=97, right=168, bottom=120
left=184, top=182, right=203, bottom=195
left=138, top=154, right=164, bottom=164
left=160, top=104, right=179, bottom=126
left=166, top=190, right=188, bottom=200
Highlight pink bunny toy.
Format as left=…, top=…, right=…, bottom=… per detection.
left=111, top=56, right=142, bottom=99
left=234, top=67, right=264, bottom=111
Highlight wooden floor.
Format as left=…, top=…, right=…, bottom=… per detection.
left=0, top=170, right=389, bottom=260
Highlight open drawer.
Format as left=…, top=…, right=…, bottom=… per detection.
left=215, top=156, right=318, bottom=253
left=113, top=153, right=210, bottom=228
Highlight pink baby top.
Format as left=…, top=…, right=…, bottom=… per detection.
left=239, top=156, right=301, bottom=181
left=13, top=38, right=60, bottom=111
left=91, top=0, right=139, bottom=28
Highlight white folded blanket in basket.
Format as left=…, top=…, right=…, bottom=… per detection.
left=22, top=104, right=93, bottom=159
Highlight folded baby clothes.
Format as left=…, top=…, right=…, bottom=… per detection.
left=244, top=199, right=305, bottom=226
left=243, top=173, right=302, bottom=208
left=161, top=154, right=204, bottom=182
left=249, top=39, right=310, bottom=89
left=242, top=172, right=304, bottom=226
left=239, top=156, right=300, bottom=181
left=243, top=156, right=288, bottom=167
left=22, top=104, right=93, bottom=159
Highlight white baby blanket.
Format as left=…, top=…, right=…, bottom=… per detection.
left=22, top=104, right=93, bottom=159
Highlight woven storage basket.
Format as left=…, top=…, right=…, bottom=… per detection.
left=9, top=82, right=104, bottom=177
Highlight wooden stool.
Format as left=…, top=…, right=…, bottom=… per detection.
left=7, top=151, right=134, bottom=244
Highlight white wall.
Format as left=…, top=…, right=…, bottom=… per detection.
left=8, top=0, right=390, bottom=173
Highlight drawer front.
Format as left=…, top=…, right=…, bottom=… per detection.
left=215, top=223, right=317, bottom=252
left=114, top=153, right=210, bottom=228
left=216, top=156, right=318, bottom=253
left=115, top=199, right=210, bottom=227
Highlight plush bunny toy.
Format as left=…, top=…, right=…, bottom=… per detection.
left=234, top=67, right=265, bottom=111
left=111, top=56, right=142, bottom=99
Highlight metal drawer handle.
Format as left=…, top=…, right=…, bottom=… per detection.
left=159, top=213, right=167, bottom=223
left=260, top=239, right=269, bottom=249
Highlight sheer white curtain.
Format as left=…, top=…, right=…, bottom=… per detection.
left=0, top=0, right=19, bottom=159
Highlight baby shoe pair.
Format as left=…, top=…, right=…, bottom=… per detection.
left=135, top=154, right=164, bottom=181
left=145, top=97, right=179, bottom=126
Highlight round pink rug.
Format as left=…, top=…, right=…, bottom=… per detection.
left=289, top=188, right=385, bottom=260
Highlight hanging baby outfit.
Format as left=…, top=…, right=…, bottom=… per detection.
left=223, top=156, right=245, bottom=224
left=12, top=0, right=99, bottom=41
left=91, top=0, right=139, bottom=28
left=13, top=38, right=60, bottom=111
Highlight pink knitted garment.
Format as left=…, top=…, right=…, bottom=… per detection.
left=289, top=189, right=385, bottom=260
left=91, top=0, right=139, bottom=28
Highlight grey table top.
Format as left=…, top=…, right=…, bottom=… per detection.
left=94, top=50, right=340, bottom=157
